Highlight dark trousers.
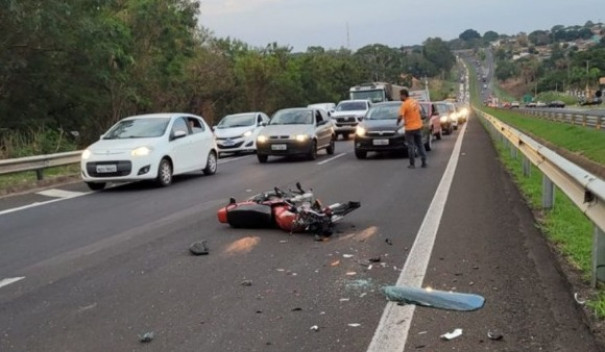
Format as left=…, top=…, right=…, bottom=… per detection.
left=404, top=129, right=426, bottom=166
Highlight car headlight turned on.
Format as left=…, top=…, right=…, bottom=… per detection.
left=131, top=146, right=152, bottom=157
left=356, top=126, right=366, bottom=137
left=257, top=135, right=268, bottom=143
left=440, top=115, right=448, bottom=123
left=243, top=130, right=253, bottom=137
left=461, top=108, right=469, bottom=116
left=82, top=149, right=91, bottom=160
left=294, top=134, right=309, bottom=142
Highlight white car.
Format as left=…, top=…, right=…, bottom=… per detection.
left=81, top=113, right=218, bottom=190
left=331, top=99, right=371, bottom=139
left=213, top=112, right=269, bottom=156
left=307, top=103, right=336, bottom=116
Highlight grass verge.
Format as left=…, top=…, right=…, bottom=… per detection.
left=484, top=107, right=605, bottom=165
left=0, top=164, right=80, bottom=194
left=479, top=114, right=605, bottom=318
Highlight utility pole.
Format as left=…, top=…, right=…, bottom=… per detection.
left=346, top=22, right=350, bottom=50
left=586, top=60, right=590, bottom=98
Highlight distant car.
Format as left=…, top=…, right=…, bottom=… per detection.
left=331, top=99, right=372, bottom=140
left=81, top=113, right=218, bottom=190
left=213, top=112, right=270, bottom=156
left=255, top=108, right=335, bottom=163
left=511, top=101, right=520, bottom=108
left=307, top=102, right=336, bottom=116
left=535, top=101, right=547, bottom=108
left=579, top=97, right=602, bottom=106
left=547, top=100, right=565, bottom=108
left=526, top=102, right=536, bottom=108
left=353, top=101, right=431, bottom=159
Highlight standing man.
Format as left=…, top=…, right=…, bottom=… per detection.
left=397, top=88, right=427, bottom=169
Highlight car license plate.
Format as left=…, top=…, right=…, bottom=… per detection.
left=271, top=144, right=287, bottom=150
left=373, top=139, right=389, bottom=146
left=223, top=139, right=235, bottom=146
left=96, top=164, right=117, bottom=173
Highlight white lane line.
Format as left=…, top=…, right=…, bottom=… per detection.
left=218, top=155, right=252, bottom=164
left=317, top=152, right=346, bottom=165
left=366, top=123, right=468, bottom=352
left=0, top=277, right=25, bottom=289
left=37, top=189, right=88, bottom=198
left=0, top=190, right=90, bottom=217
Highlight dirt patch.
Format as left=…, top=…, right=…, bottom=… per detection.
left=500, top=78, right=529, bottom=99
left=0, top=174, right=82, bottom=198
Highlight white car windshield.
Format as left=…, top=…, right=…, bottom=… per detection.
left=270, top=110, right=313, bottom=125
left=365, top=104, right=400, bottom=120
left=103, top=118, right=170, bottom=139
left=336, top=102, right=367, bottom=111
left=216, top=114, right=256, bottom=128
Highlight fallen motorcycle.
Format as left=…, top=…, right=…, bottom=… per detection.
left=217, top=182, right=360, bottom=236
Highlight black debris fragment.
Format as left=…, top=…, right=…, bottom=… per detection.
left=369, top=256, right=382, bottom=263
left=241, top=280, right=253, bottom=287
left=189, top=240, right=209, bottom=255
left=385, top=238, right=393, bottom=246
left=291, top=307, right=303, bottom=312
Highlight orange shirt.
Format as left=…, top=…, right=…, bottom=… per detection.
left=399, top=98, right=423, bottom=131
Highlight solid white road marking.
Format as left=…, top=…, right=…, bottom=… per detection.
left=37, top=189, right=87, bottom=198
left=0, top=277, right=25, bottom=289
left=366, top=123, right=469, bottom=352
left=317, top=153, right=346, bottom=165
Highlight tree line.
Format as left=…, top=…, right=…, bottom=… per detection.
left=0, top=0, right=456, bottom=156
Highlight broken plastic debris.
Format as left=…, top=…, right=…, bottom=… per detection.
left=331, top=260, right=340, bottom=267
left=440, top=328, right=462, bottom=340
left=385, top=238, right=393, bottom=245
left=189, top=240, right=209, bottom=255
left=348, top=323, right=361, bottom=327
left=487, top=330, right=503, bottom=341
left=382, top=285, right=485, bottom=311
left=139, top=332, right=154, bottom=343
left=310, top=325, right=319, bottom=332
left=574, top=292, right=586, bottom=305
left=292, top=307, right=303, bottom=311
left=369, top=256, right=382, bottom=263
left=359, top=293, right=367, bottom=298
left=345, top=272, right=357, bottom=276
left=276, top=268, right=285, bottom=272
left=343, top=254, right=354, bottom=258
left=241, top=280, right=252, bottom=286
left=339, top=298, right=350, bottom=302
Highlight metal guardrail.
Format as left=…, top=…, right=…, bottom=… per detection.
left=511, top=108, right=603, bottom=129
left=0, top=151, right=82, bottom=180
left=475, top=108, right=605, bottom=287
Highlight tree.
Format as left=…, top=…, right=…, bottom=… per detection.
left=483, top=31, right=499, bottom=43
left=528, top=30, right=551, bottom=46
left=422, top=37, right=455, bottom=76
left=459, top=29, right=481, bottom=42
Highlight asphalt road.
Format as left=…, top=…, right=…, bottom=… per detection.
left=0, top=116, right=601, bottom=351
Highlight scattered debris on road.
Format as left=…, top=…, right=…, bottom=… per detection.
left=291, top=307, right=303, bottom=312
left=343, top=254, right=354, bottom=258
left=382, top=285, right=485, bottom=311
left=369, top=256, right=382, bottom=263
left=310, top=325, right=319, bottom=332
left=440, top=328, right=463, bottom=340
left=574, top=292, right=586, bottom=305
left=241, top=280, right=253, bottom=287
left=385, top=238, right=393, bottom=246
left=348, top=323, right=361, bottom=327
left=138, top=332, right=154, bottom=343
left=189, top=240, right=209, bottom=255
left=487, top=330, right=503, bottom=341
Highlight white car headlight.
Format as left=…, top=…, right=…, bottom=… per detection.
left=440, top=116, right=448, bottom=123
left=82, top=149, right=91, bottom=160
left=356, top=126, right=366, bottom=137
left=257, top=135, right=268, bottom=143
left=294, top=134, right=309, bottom=142
left=243, top=130, right=253, bottom=137
left=131, top=146, right=152, bottom=157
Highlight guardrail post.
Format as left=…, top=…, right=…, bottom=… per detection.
left=583, top=115, right=587, bottom=127
left=522, top=156, right=531, bottom=177
left=542, top=175, right=555, bottom=209
left=592, top=226, right=605, bottom=287
left=35, top=169, right=44, bottom=181
left=510, top=144, right=517, bottom=159
left=597, top=116, right=602, bottom=130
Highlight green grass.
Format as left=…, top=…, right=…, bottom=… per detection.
left=0, top=164, right=80, bottom=191
left=484, top=108, right=605, bottom=165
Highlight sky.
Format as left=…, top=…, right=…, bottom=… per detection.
left=199, top=0, right=603, bottom=52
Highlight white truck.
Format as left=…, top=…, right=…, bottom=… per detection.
left=349, top=82, right=405, bottom=103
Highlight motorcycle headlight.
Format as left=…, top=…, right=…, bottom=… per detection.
left=131, top=146, right=152, bottom=157
left=440, top=116, right=448, bottom=123
left=82, top=149, right=91, bottom=160
left=294, top=134, right=309, bottom=142
left=243, top=130, right=253, bottom=137
left=257, top=135, right=268, bottom=143
left=356, top=126, right=366, bottom=137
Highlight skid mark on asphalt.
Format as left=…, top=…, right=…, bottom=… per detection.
left=37, top=189, right=88, bottom=199
left=317, top=152, right=346, bottom=165
left=223, top=236, right=260, bottom=255
left=338, top=226, right=379, bottom=242
left=0, top=277, right=25, bottom=289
